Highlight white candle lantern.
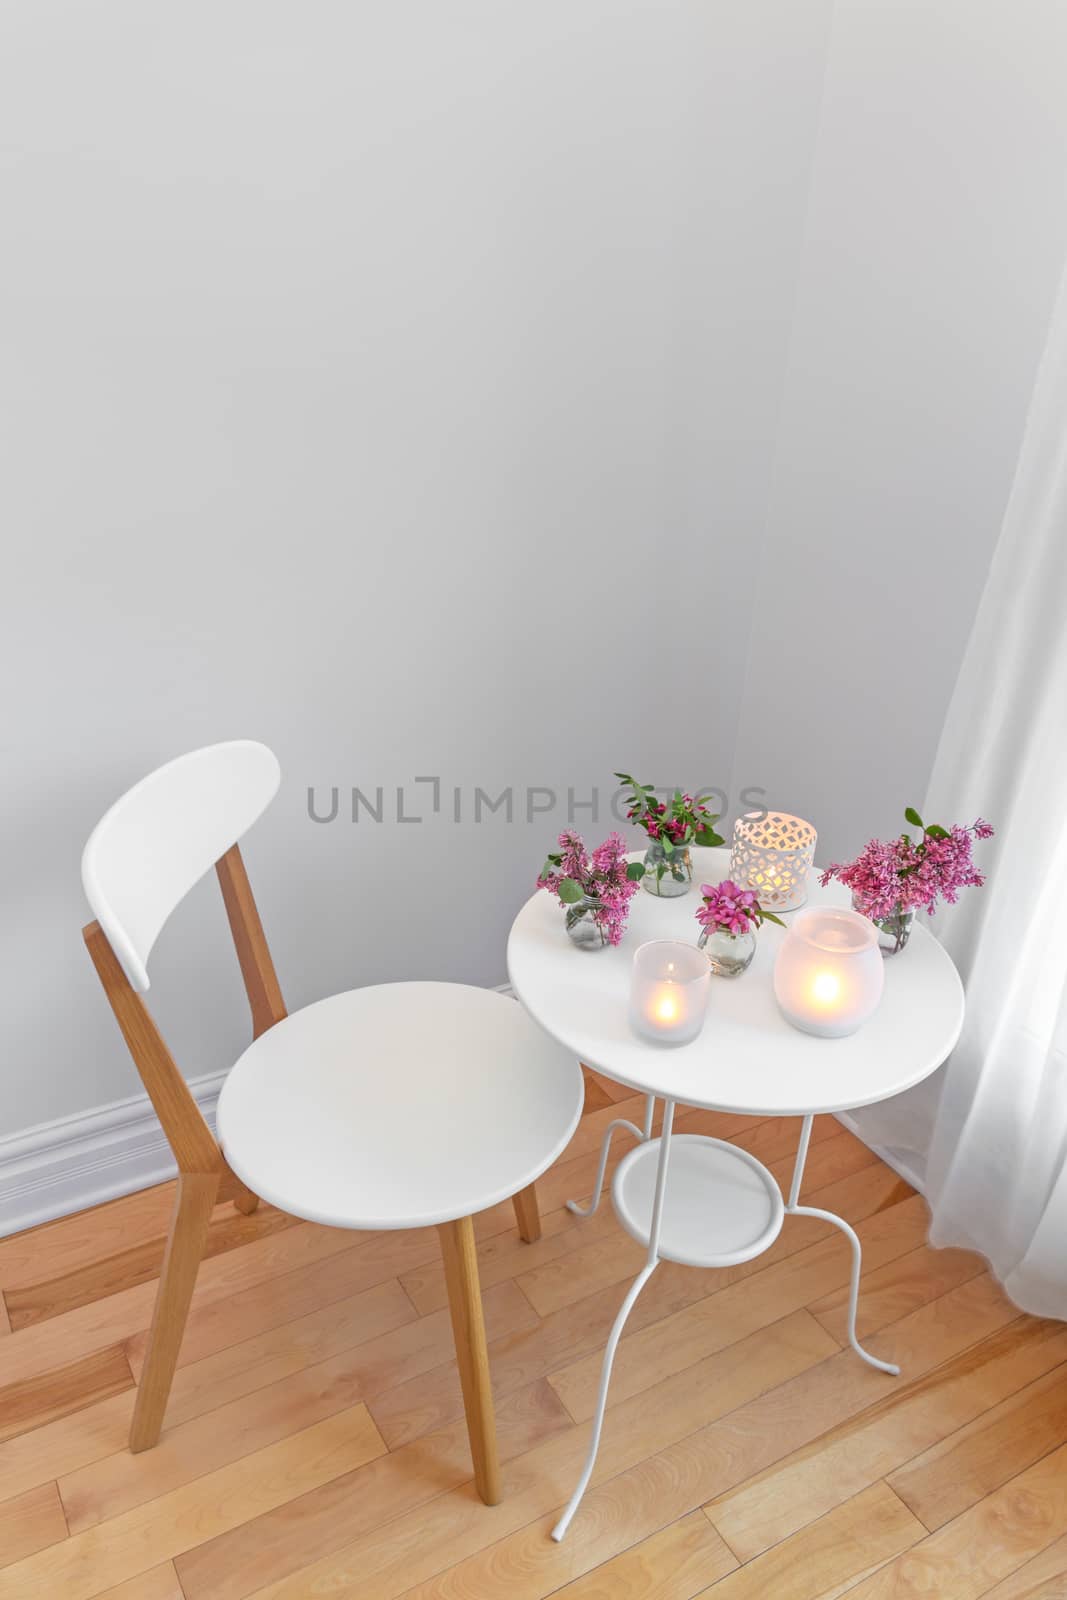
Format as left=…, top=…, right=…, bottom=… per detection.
left=730, top=811, right=817, bottom=912
left=774, top=908, right=884, bottom=1038
left=630, top=940, right=710, bottom=1045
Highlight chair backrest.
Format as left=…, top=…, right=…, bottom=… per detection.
left=81, top=739, right=287, bottom=1180
left=82, top=740, right=281, bottom=993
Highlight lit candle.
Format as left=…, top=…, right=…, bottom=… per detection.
left=773, top=908, right=883, bottom=1038
left=730, top=812, right=817, bottom=913
left=631, top=941, right=710, bottom=1044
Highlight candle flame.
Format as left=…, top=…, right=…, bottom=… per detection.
left=655, top=993, right=679, bottom=1022
left=812, top=971, right=840, bottom=1005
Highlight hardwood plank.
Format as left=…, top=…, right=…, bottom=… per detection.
left=694, top=1482, right=924, bottom=1598
left=807, top=1243, right=982, bottom=1346
left=175, top=1376, right=576, bottom=1600
left=839, top=1442, right=1067, bottom=1598
left=376, top=1167, right=920, bottom=1460
left=125, top=1224, right=440, bottom=1378
left=550, top=1510, right=736, bottom=1600
left=233, top=1311, right=836, bottom=1600
left=547, top=1094, right=651, bottom=1160
left=372, top=1283, right=1018, bottom=1600
left=376, top=1204, right=839, bottom=1456
left=548, top=1193, right=931, bottom=1422
left=89, top=1564, right=186, bottom=1600
left=979, top=1531, right=1067, bottom=1598
left=704, top=1315, right=1067, bottom=1563
left=582, top=1069, right=637, bottom=1104
left=0, top=1345, right=133, bottom=1445
left=0, top=1481, right=68, bottom=1569
left=0, top=1299, right=10, bottom=1336
left=0, top=1183, right=179, bottom=1287
left=400, top=1191, right=623, bottom=1317
left=889, top=1361, right=1067, bottom=1532
left=580, top=1074, right=614, bottom=1115
left=0, top=1276, right=413, bottom=1505
left=0, top=1217, right=384, bottom=1391
left=0, top=1405, right=386, bottom=1600
left=459, top=1280, right=1009, bottom=1600
left=6, top=1203, right=299, bottom=1332
left=61, top=1332, right=389, bottom=1532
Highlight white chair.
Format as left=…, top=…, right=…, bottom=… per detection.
left=81, top=740, right=583, bottom=1504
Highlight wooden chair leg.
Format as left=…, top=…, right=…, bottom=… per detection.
left=221, top=1158, right=260, bottom=1216
left=438, top=1215, right=501, bottom=1506
left=512, top=1182, right=541, bottom=1244
left=129, top=1169, right=218, bottom=1453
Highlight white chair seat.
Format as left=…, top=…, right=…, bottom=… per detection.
left=217, top=982, right=584, bottom=1230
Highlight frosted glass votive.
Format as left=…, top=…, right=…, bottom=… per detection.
left=630, top=940, right=710, bottom=1046
left=730, top=811, right=817, bottom=912
left=773, top=908, right=884, bottom=1038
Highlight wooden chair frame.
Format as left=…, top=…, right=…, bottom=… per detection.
left=84, top=841, right=538, bottom=1501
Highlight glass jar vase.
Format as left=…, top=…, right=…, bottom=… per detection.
left=698, top=925, right=757, bottom=976
left=565, top=896, right=609, bottom=950
left=852, top=893, right=915, bottom=956
left=641, top=840, right=693, bottom=897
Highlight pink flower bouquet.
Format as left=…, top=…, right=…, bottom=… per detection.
left=821, top=808, right=994, bottom=954
left=694, top=879, right=783, bottom=976
left=538, top=830, right=642, bottom=948
left=695, top=879, right=785, bottom=938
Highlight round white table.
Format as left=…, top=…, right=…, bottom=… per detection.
left=507, top=847, right=964, bottom=1540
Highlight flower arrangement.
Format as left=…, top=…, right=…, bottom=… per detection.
left=820, top=808, right=994, bottom=953
left=695, top=880, right=785, bottom=938
left=538, top=830, right=641, bottom=947
left=616, top=774, right=724, bottom=850
left=615, top=773, right=724, bottom=896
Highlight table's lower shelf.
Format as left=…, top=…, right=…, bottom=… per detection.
left=611, top=1134, right=785, bottom=1268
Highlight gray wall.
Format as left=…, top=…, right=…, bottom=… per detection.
left=2, top=1, right=1066, bottom=1140
left=729, top=0, right=1067, bottom=861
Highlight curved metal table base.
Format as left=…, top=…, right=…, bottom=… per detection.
left=552, top=1107, right=898, bottom=1542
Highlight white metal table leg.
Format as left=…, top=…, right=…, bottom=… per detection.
left=786, top=1114, right=900, bottom=1377
left=552, top=1099, right=675, bottom=1542
left=566, top=1095, right=656, bottom=1219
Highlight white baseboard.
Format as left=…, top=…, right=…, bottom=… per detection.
left=0, top=981, right=517, bottom=1239
left=0, top=1070, right=226, bottom=1238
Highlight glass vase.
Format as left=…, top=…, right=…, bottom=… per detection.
left=698, top=925, right=757, bottom=977
left=641, top=840, right=693, bottom=897
left=852, top=892, right=915, bottom=956
left=565, top=896, right=608, bottom=950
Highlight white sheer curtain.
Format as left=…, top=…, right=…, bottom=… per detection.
left=850, top=262, right=1067, bottom=1315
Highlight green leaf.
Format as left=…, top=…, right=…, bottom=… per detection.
left=558, top=878, right=584, bottom=903
left=925, top=823, right=950, bottom=839
left=904, top=806, right=924, bottom=829
left=694, top=825, right=725, bottom=848
left=760, top=910, right=787, bottom=927
left=660, top=836, right=675, bottom=855
left=626, top=861, right=646, bottom=880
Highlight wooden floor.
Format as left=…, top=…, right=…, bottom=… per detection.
left=2, top=1071, right=1066, bottom=1600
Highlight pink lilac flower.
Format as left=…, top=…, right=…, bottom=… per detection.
left=821, top=816, right=993, bottom=919
left=537, top=829, right=638, bottom=946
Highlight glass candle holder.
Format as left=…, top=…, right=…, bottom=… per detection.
left=773, top=907, right=884, bottom=1038
left=630, top=940, right=710, bottom=1045
left=730, top=811, right=817, bottom=912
